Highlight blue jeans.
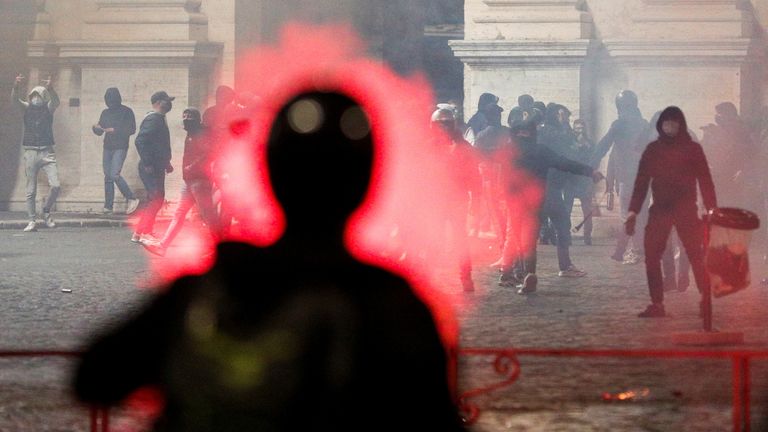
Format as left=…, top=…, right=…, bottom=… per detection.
left=136, top=161, right=165, bottom=234
left=24, top=147, right=61, bottom=220
left=103, top=148, right=134, bottom=210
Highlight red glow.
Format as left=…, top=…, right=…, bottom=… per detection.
left=136, top=22, right=543, bottom=346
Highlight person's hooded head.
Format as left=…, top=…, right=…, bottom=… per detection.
left=615, top=90, right=640, bottom=118
left=508, top=107, right=538, bottom=146
left=477, top=92, right=503, bottom=125
left=517, top=94, right=534, bottom=110
left=104, top=88, right=122, bottom=109
left=544, top=103, right=562, bottom=128
left=267, top=91, right=373, bottom=238
left=216, top=85, right=235, bottom=107
left=714, top=102, right=739, bottom=126
left=27, top=86, right=51, bottom=110
left=656, top=106, right=691, bottom=142
left=182, top=107, right=203, bottom=133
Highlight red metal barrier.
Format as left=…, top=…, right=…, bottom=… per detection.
left=4, top=348, right=768, bottom=432
left=455, top=347, right=768, bottom=432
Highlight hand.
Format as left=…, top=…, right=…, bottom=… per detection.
left=591, top=170, right=605, bottom=183
left=624, top=212, right=637, bottom=236
left=14, top=74, right=25, bottom=86
left=166, top=163, right=174, bottom=174
left=103, top=128, right=115, bottom=134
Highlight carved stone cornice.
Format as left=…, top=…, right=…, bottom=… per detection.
left=27, top=40, right=223, bottom=67
left=449, top=40, right=589, bottom=67
left=632, top=0, right=750, bottom=38
left=83, top=0, right=208, bottom=41
left=469, top=0, right=592, bottom=40
left=602, top=38, right=751, bottom=66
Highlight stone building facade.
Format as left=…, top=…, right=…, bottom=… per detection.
left=1, top=0, right=766, bottom=212
left=452, top=0, right=768, bottom=145
left=0, top=0, right=434, bottom=212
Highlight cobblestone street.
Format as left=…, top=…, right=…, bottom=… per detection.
left=2, top=226, right=768, bottom=430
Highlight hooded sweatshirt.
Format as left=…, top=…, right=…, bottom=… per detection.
left=92, top=88, right=136, bottom=150
left=629, top=106, right=716, bottom=215
left=12, top=85, right=60, bottom=148
left=592, top=105, right=649, bottom=184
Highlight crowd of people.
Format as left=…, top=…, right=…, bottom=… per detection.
left=431, top=89, right=767, bottom=316
left=11, top=74, right=768, bottom=315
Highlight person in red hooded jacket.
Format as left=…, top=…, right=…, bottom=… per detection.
left=626, top=106, right=717, bottom=318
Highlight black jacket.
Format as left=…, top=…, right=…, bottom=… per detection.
left=135, top=111, right=171, bottom=169
left=629, top=107, right=716, bottom=214
left=93, top=88, right=136, bottom=150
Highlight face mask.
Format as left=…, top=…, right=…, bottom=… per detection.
left=183, top=119, right=200, bottom=131
left=160, top=100, right=173, bottom=113
left=30, top=96, right=44, bottom=107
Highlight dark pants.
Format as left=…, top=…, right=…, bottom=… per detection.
left=564, top=186, right=593, bottom=241
left=501, top=193, right=572, bottom=280
left=103, top=148, right=134, bottom=210
left=644, top=205, right=708, bottom=304
left=135, top=162, right=166, bottom=235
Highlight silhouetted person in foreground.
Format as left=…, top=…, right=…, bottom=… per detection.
left=74, top=91, right=465, bottom=432
left=627, top=107, right=717, bottom=318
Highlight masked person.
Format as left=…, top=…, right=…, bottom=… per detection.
left=499, top=110, right=604, bottom=294
left=142, top=108, right=220, bottom=256
left=593, top=90, right=650, bottom=264
left=12, top=74, right=61, bottom=232
left=626, top=106, right=717, bottom=318
left=74, top=91, right=465, bottom=432
left=132, top=91, right=174, bottom=244
left=92, top=88, right=139, bottom=215
left=700, top=102, right=756, bottom=209
left=465, top=93, right=507, bottom=241
left=431, top=107, right=480, bottom=292
left=564, top=119, right=597, bottom=245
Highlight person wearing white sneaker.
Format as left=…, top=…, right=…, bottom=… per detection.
left=558, top=265, right=587, bottom=278
left=92, top=88, right=139, bottom=215
left=12, top=74, right=62, bottom=232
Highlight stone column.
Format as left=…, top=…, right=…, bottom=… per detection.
left=450, top=0, right=593, bottom=119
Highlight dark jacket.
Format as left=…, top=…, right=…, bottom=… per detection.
left=629, top=107, right=717, bottom=214
left=13, top=85, right=60, bottom=148
left=182, top=109, right=213, bottom=182
left=135, top=111, right=172, bottom=169
left=92, top=88, right=136, bottom=150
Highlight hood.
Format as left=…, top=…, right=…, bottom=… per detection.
left=544, top=103, right=562, bottom=128
left=216, top=85, right=235, bottom=106
left=28, top=86, right=51, bottom=104
left=478, top=92, right=500, bottom=110
left=104, top=87, right=122, bottom=108
left=183, top=107, right=202, bottom=123
left=656, top=106, right=690, bottom=141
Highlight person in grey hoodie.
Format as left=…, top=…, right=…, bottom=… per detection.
left=92, top=88, right=139, bottom=215
left=12, top=74, right=61, bottom=232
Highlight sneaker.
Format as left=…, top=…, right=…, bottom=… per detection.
left=517, top=273, right=538, bottom=294
left=139, top=234, right=161, bottom=247
left=102, top=208, right=113, bottom=215
left=43, top=213, right=56, bottom=228
left=622, top=251, right=641, bottom=265
left=23, top=221, right=37, bottom=232
left=125, top=198, right=140, bottom=215
left=131, top=232, right=142, bottom=243
left=142, top=241, right=167, bottom=257
left=499, top=273, right=522, bottom=288
left=610, top=252, right=625, bottom=262
left=558, top=265, right=587, bottom=278
left=584, top=237, right=592, bottom=246
left=638, top=303, right=666, bottom=318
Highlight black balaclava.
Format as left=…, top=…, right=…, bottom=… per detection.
left=517, top=94, right=534, bottom=110
left=104, top=88, right=122, bottom=109
left=715, top=102, right=738, bottom=126
left=183, top=108, right=203, bottom=133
